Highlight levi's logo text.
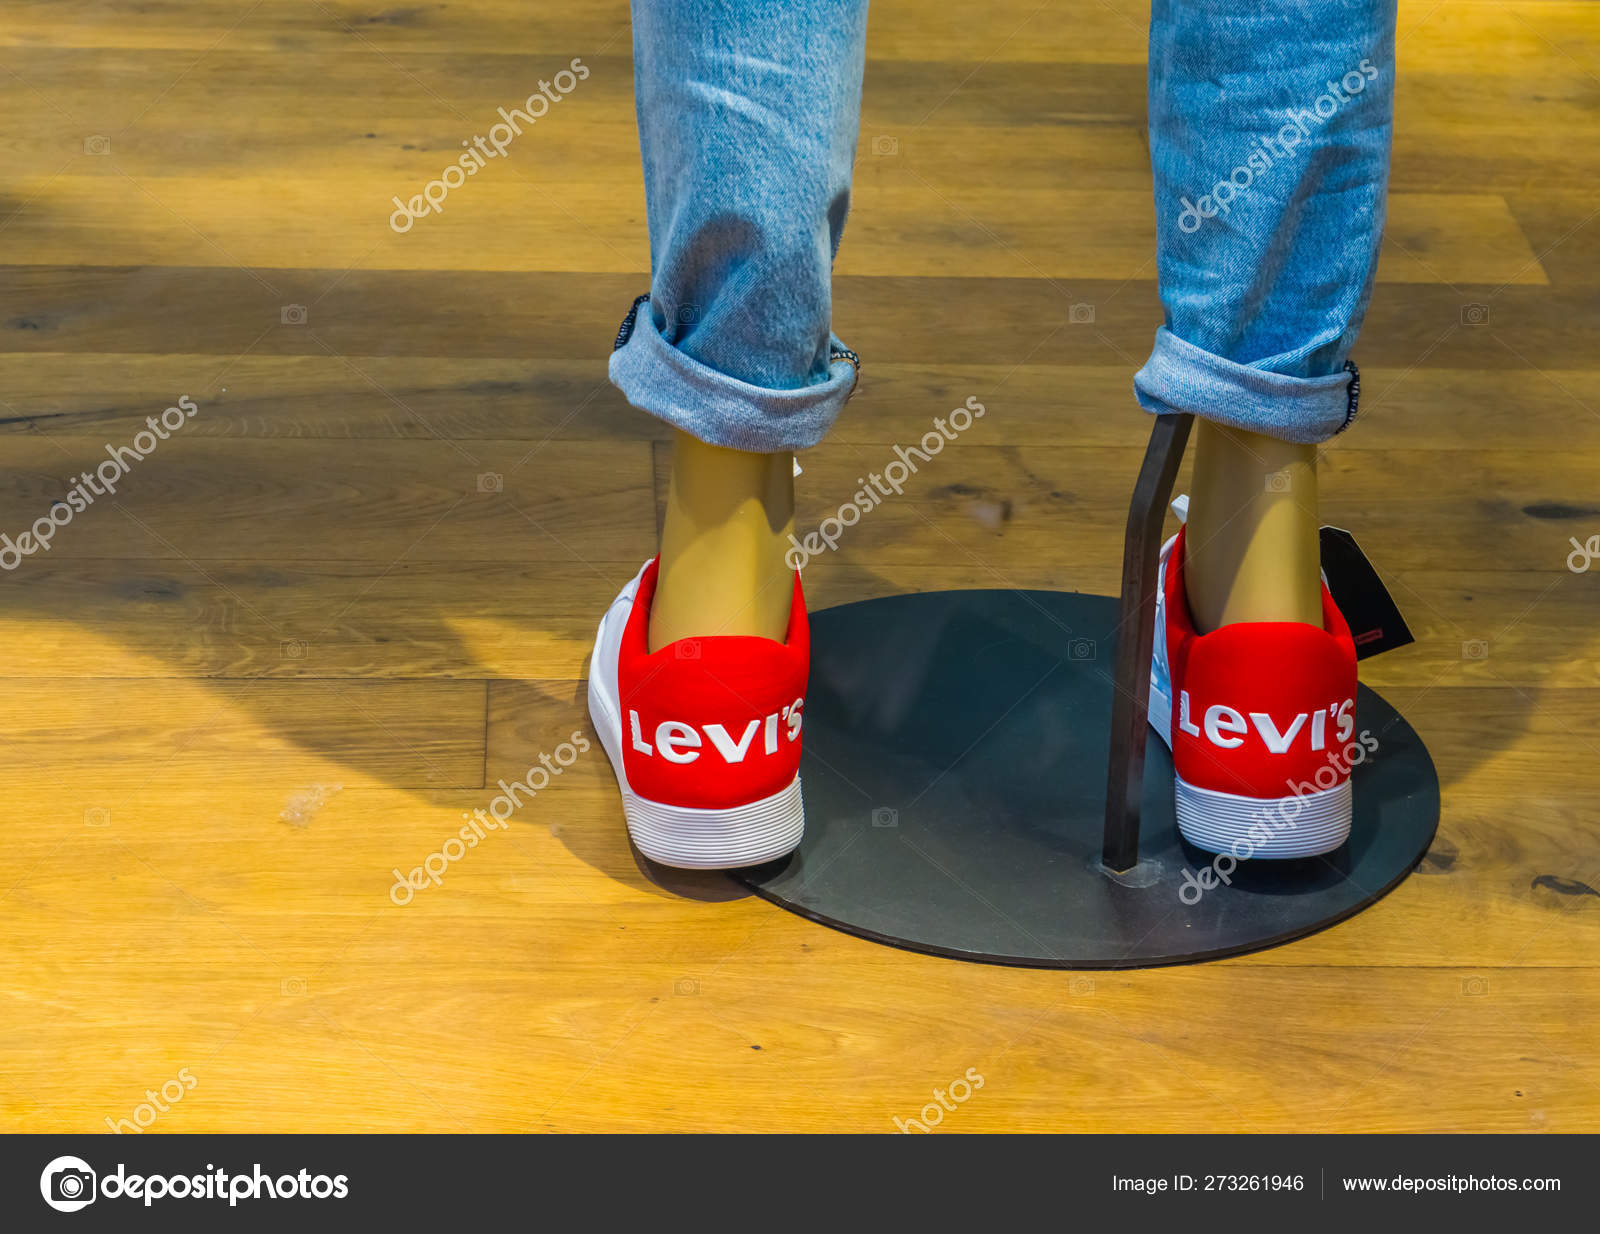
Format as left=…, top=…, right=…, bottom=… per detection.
left=1178, top=692, right=1355, bottom=753
left=629, top=699, right=803, bottom=764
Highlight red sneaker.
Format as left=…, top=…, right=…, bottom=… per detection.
left=587, top=559, right=808, bottom=868
left=1149, top=525, right=1358, bottom=858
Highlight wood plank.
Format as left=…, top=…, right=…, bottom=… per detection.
left=0, top=54, right=1154, bottom=180
left=5, top=358, right=1599, bottom=455
left=0, top=679, right=485, bottom=789
left=0, top=438, right=656, bottom=562
left=8, top=48, right=1599, bottom=195
left=3, top=267, right=1591, bottom=375
left=0, top=0, right=1149, bottom=61
left=0, top=560, right=624, bottom=679
left=0, top=172, right=1546, bottom=284
left=7, top=0, right=1591, bottom=78
left=0, top=354, right=645, bottom=443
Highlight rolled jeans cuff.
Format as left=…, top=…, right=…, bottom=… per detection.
left=1133, top=327, right=1359, bottom=445
left=609, top=296, right=858, bottom=452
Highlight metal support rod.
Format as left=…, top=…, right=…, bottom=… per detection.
left=1101, top=413, right=1193, bottom=872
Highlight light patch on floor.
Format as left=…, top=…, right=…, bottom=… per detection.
left=280, top=783, right=343, bottom=827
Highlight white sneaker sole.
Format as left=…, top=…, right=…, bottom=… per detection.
left=1150, top=669, right=1351, bottom=860
left=1172, top=772, right=1352, bottom=860
left=587, top=564, right=805, bottom=870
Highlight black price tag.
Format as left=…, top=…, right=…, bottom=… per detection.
left=1320, top=525, right=1414, bottom=660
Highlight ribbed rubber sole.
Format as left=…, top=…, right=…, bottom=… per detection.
left=1174, top=774, right=1352, bottom=859
left=621, top=777, right=804, bottom=869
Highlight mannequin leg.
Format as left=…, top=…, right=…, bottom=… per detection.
left=1184, top=421, right=1322, bottom=632
left=1136, top=0, right=1396, bottom=627
left=650, top=431, right=795, bottom=649
left=612, top=0, right=869, bottom=650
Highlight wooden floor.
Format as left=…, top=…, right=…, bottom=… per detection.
left=2, top=0, right=1597, bottom=1133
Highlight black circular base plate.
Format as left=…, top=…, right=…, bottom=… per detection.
left=734, top=589, right=1439, bottom=968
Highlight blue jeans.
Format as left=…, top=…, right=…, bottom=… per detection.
left=611, top=0, right=1396, bottom=450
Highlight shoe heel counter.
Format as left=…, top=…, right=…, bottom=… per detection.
left=620, top=637, right=807, bottom=810
left=1172, top=621, right=1358, bottom=799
